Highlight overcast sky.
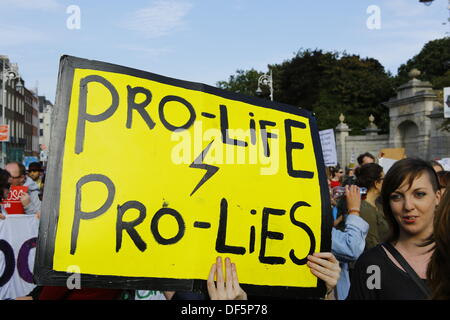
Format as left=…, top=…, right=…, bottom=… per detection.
left=0, top=0, right=448, bottom=102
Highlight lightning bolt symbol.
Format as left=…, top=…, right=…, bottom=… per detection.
left=189, top=140, right=219, bottom=196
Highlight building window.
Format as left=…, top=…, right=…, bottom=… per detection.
left=40, top=128, right=43, bottom=136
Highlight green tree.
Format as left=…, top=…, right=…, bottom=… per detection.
left=396, top=37, right=450, bottom=89
left=273, top=50, right=394, bottom=133
left=270, top=49, right=339, bottom=111
left=396, top=37, right=450, bottom=132
left=216, top=69, right=265, bottom=97
left=217, top=49, right=395, bottom=134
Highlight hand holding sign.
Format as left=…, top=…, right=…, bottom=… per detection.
left=306, top=252, right=340, bottom=298
left=207, top=253, right=341, bottom=300
left=20, top=192, right=31, bottom=208
left=207, top=256, right=247, bottom=300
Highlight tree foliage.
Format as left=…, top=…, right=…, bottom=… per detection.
left=273, top=50, right=394, bottom=133
left=396, top=37, right=450, bottom=133
left=216, top=38, right=450, bottom=134
left=217, top=49, right=395, bottom=133
left=216, top=69, right=265, bottom=97
left=396, top=37, right=450, bottom=89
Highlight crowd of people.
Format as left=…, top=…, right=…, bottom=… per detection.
left=0, top=161, right=45, bottom=220
left=1, top=155, right=449, bottom=301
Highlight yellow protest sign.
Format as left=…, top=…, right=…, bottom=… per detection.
left=34, top=56, right=332, bottom=297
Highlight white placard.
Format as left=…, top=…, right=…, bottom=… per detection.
left=437, top=158, right=450, bottom=171
left=319, top=129, right=338, bottom=167
left=444, top=87, right=450, bottom=119
left=135, top=290, right=166, bottom=300
left=0, top=215, right=39, bottom=300
left=379, top=157, right=398, bottom=174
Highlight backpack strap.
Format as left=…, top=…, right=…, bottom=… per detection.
left=382, top=242, right=430, bottom=298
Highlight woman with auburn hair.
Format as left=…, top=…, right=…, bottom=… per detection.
left=427, top=183, right=450, bottom=299
left=347, top=158, right=441, bottom=300
left=437, top=171, right=450, bottom=195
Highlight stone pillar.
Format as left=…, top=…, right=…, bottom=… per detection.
left=362, top=114, right=381, bottom=137
left=427, top=99, right=450, bottom=159
left=335, top=113, right=351, bottom=167
left=383, top=69, right=438, bottom=159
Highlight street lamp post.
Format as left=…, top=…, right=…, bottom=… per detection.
left=256, top=70, right=274, bottom=101
left=419, top=0, right=450, bottom=34
left=1, top=58, right=22, bottom=168
left=419, top=0, right=434, bottom=6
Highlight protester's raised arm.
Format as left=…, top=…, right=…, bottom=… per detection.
left=345, top=184, right=361, bottom=216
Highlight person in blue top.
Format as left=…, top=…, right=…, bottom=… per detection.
left=331, top=184, right=369, bottom=300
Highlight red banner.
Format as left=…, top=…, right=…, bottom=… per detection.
left=2, top=186, right=28, bottom=214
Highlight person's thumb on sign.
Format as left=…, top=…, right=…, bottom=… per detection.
left=20, top=192, right=31, bottom=208
left=207, top=256, right=247, bottom=300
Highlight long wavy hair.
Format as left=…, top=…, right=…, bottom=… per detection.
left=437, top=171, right=450, bottom=189
left=427, top=184, right=450, bottom=299
left=381, top=158, right=440, bottom=243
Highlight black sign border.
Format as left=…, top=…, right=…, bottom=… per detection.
left=34, top=55, right=332, bottom=299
